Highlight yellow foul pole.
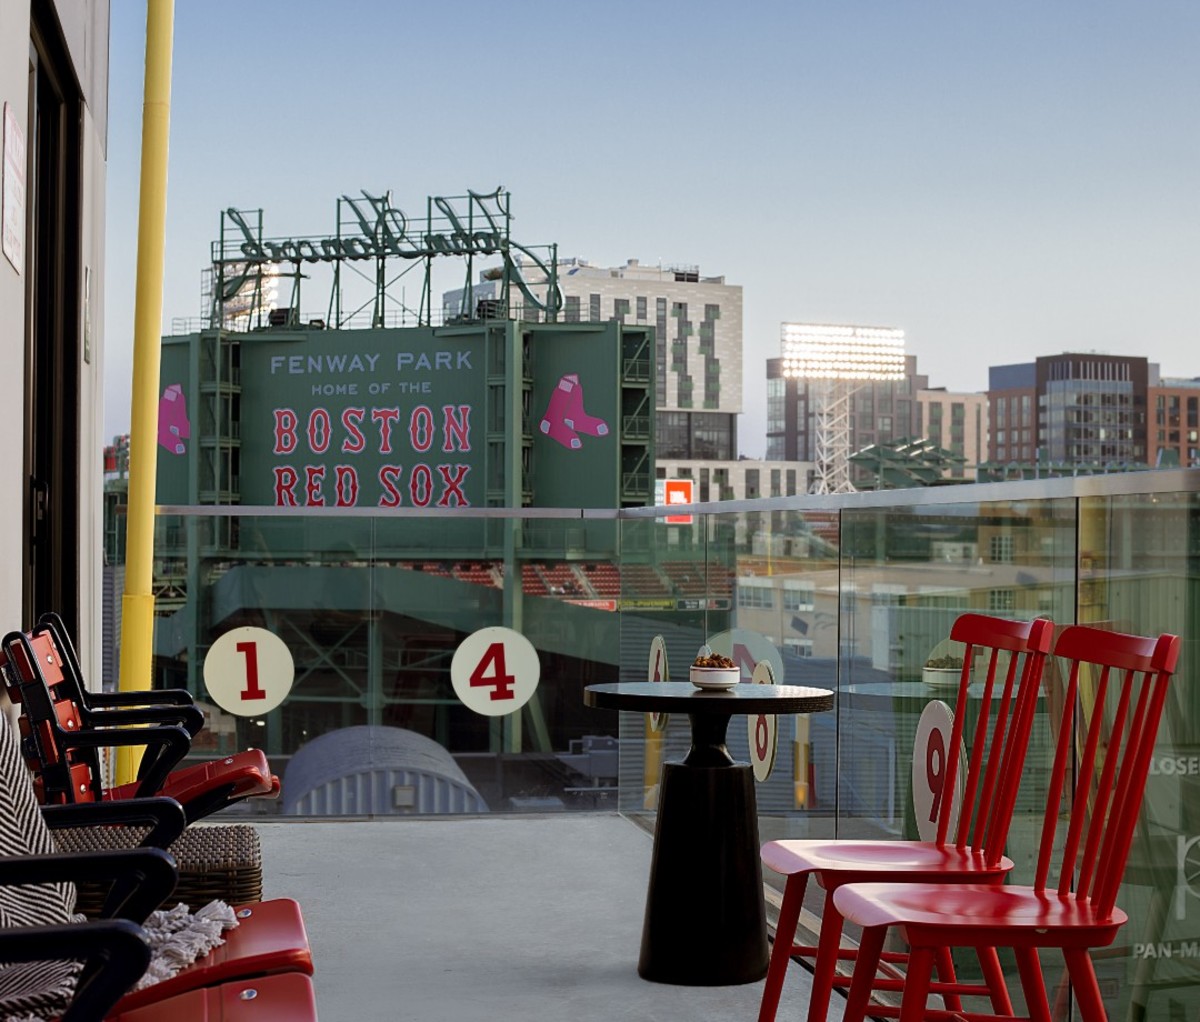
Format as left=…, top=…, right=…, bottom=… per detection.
left=116, top=0, right=175, bottom=784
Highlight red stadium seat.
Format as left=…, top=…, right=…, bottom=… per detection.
left=0, top=615, right=278, bottom=823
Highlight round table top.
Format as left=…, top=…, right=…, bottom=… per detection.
left=584, top=681, right=834, bottom=715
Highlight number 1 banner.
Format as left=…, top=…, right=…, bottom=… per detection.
left=203, top=626, right=296, bottom=716
left=451, top=626, right=541, bottom=716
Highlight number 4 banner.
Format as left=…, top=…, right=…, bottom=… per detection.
left=203, top=626, right=296, bottom=716
left=451, top=626, right=541, bottom=716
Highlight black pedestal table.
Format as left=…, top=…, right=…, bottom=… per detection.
left=583, top=681, right=834, bottom=985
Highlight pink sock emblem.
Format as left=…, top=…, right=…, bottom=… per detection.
left=539, top=373, right=608, bottom=450
left=560, top=374, right=609, bottom=437
left=158, top=383, right=191, bottom=455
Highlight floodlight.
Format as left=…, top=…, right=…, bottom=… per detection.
left=780, top=323, right=906, bottom=381
left=779, top=323, right=908, bottom=493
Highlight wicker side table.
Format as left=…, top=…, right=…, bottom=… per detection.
left=54, top=823, right=263, bottom=917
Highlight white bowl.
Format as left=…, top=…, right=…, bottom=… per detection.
left=690, top=666, right=740, bottom=690
left=922, top=666, right=962, bottom=687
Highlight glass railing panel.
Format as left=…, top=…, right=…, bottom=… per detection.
left=723, top=506, right=840, bottom=851
left=836, top=496, right=1077, bottom=1015
left=610, top=504, right=844, bottom=862
left=136, top=474, right=1200, bottom=1017
left=610, top=512, right=715, bottom=821
left=1079, top=491, right=1200, bottom=1021
left=151, top=511, right=628, bottom=817
left=838, top=496, right=1076, bottom=840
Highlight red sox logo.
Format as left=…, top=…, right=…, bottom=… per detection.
left=539, top=373, right=609, bottom=450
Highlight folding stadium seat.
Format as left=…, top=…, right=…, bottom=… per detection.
left=0, top=614, right=278, bottom=823
left=0, top=701, right=314, bottom=1020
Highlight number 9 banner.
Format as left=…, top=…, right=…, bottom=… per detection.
left=748, top=659, right=777, bottom=782
left=912, top=700, right=966, bottom=842
left=451, top=626, right=541, bottom=716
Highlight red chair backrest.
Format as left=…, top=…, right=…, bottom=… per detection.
left=1035, top=625, right=1180, bottom=919
left=31, top=611, right=93, bottom=709
left=938, top=614, right=1055, bottom=868
left=0, top=629, right=103, bottom=805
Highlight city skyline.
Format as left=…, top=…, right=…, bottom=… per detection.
left=103, top=1, right=1199, bottom=458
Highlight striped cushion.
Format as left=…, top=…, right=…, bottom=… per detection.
left=0, top=718, right=78, bottom=1016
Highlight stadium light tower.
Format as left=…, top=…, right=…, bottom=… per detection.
left=781, top=324, right=907, bottom=494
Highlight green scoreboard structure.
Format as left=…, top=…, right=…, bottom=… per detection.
left=158, top=318, right=654, bottom=514
left=152, top=313, right=667, bottom=808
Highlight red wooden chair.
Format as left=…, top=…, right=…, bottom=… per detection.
left=0, top=618, right=279, bottom=823
left=758, top=613, right=1055, bottom=1022
left=833, top=624, right=1181, bottom=1022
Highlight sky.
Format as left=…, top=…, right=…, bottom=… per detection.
left=103, top=1, right=1200, bottom=458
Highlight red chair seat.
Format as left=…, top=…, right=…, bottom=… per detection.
left=111, top=971, right=317, bottom=1021
left=112, top=899, right=313, bottom=1013
left=107, top=751, right=276, bottom=806
left=763, top=839, right=1014, bottom=882
left=835, top=881, right=1129, bottom=941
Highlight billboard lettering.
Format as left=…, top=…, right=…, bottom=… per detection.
left=272, top=461, right=471, bottom=508
left=268, top=349, right=473, bottom=376
left=268, top=404, right=472, bottom=508
left=272, top=405, right=471, bottom=456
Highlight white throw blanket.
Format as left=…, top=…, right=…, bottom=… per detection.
left=133, top=899, right=240, bottom=990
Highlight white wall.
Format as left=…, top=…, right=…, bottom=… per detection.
left=0, top=0, right=34, bottom=638
left=0, top=0, right=108, bottom=682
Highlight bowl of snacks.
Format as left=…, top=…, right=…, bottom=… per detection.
left=922, top=655, right=964, bottom=687
left=690, top=650, right=740, bottom=690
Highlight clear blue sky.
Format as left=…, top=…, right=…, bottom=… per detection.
left=104, top=1, right=1200, bottom=457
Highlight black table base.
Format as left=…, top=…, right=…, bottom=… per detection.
left=638, top=760, right=769, bottom=985
left=583, top=682, right=832, bottom=987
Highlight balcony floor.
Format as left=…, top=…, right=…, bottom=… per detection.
left=256, top=813, right=839, bottom=1021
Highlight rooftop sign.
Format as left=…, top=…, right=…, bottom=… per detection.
left=211, top=187, right=561, bottom=328
left=224, top=191, right=507, bottom=267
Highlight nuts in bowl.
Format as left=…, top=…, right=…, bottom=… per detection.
left=690, top=650, right=739, bottom=689
left=693, top=653, right=736, bottom=669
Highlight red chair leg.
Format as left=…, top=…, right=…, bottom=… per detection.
left=1050, top=963, right=1071, bottom=1021
left=759, top=873, right=808, bottom=1022
left=977, top=945, right=1014, bottom=1015
left=1014, top=946, right=1052, bottom=1022
left=805, top=887, right=845, bottom=1022
left=841, top=925, right=886, bottom=1022
left=933, top=945, right=962, bottom=1013
left=1063, top=948, right=1107, bottom=1022
left=898, top=946, right=936, bottom=1022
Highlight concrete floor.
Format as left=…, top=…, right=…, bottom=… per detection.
left=256, top=814, right=842, bottom=1022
